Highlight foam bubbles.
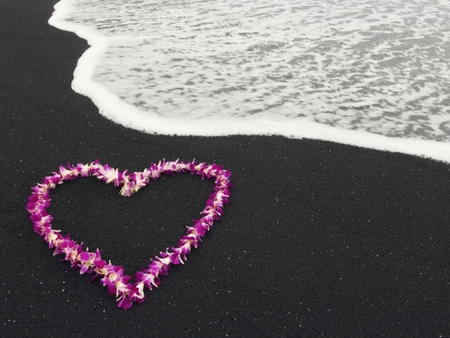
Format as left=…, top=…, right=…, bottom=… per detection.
left=49, top=0, right=450, bottom=162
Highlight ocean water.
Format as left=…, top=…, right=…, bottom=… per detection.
left=49, top=0, right=450, bottom=162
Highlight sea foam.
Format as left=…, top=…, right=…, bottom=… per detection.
left=49, top=0, right=450, bottom=162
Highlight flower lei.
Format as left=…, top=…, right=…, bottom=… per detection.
left=27, top=160, right=232, bottom=309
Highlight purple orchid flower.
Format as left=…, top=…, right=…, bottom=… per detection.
left=27, top=160, right=232, bottom=309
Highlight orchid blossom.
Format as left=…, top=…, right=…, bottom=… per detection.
left=27, top=160, right=232, bottom=309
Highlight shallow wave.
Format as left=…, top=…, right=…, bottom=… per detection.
left=49, top=0, right=450, bottom=161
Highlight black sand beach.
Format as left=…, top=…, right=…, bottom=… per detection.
left=2, top=0, right=450, bottom=336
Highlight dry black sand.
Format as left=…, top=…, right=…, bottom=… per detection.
left=2, top=0, right=450, bottom=336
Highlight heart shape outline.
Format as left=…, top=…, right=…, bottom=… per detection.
left=27, top=159, right=232, bottom=309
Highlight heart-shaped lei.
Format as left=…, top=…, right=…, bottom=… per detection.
left=27, top=159, right=232, bottom=309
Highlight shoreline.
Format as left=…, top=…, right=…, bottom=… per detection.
left=47, top=0, right=450, bottom=163
left=1, top=0, right=450, bottom=336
